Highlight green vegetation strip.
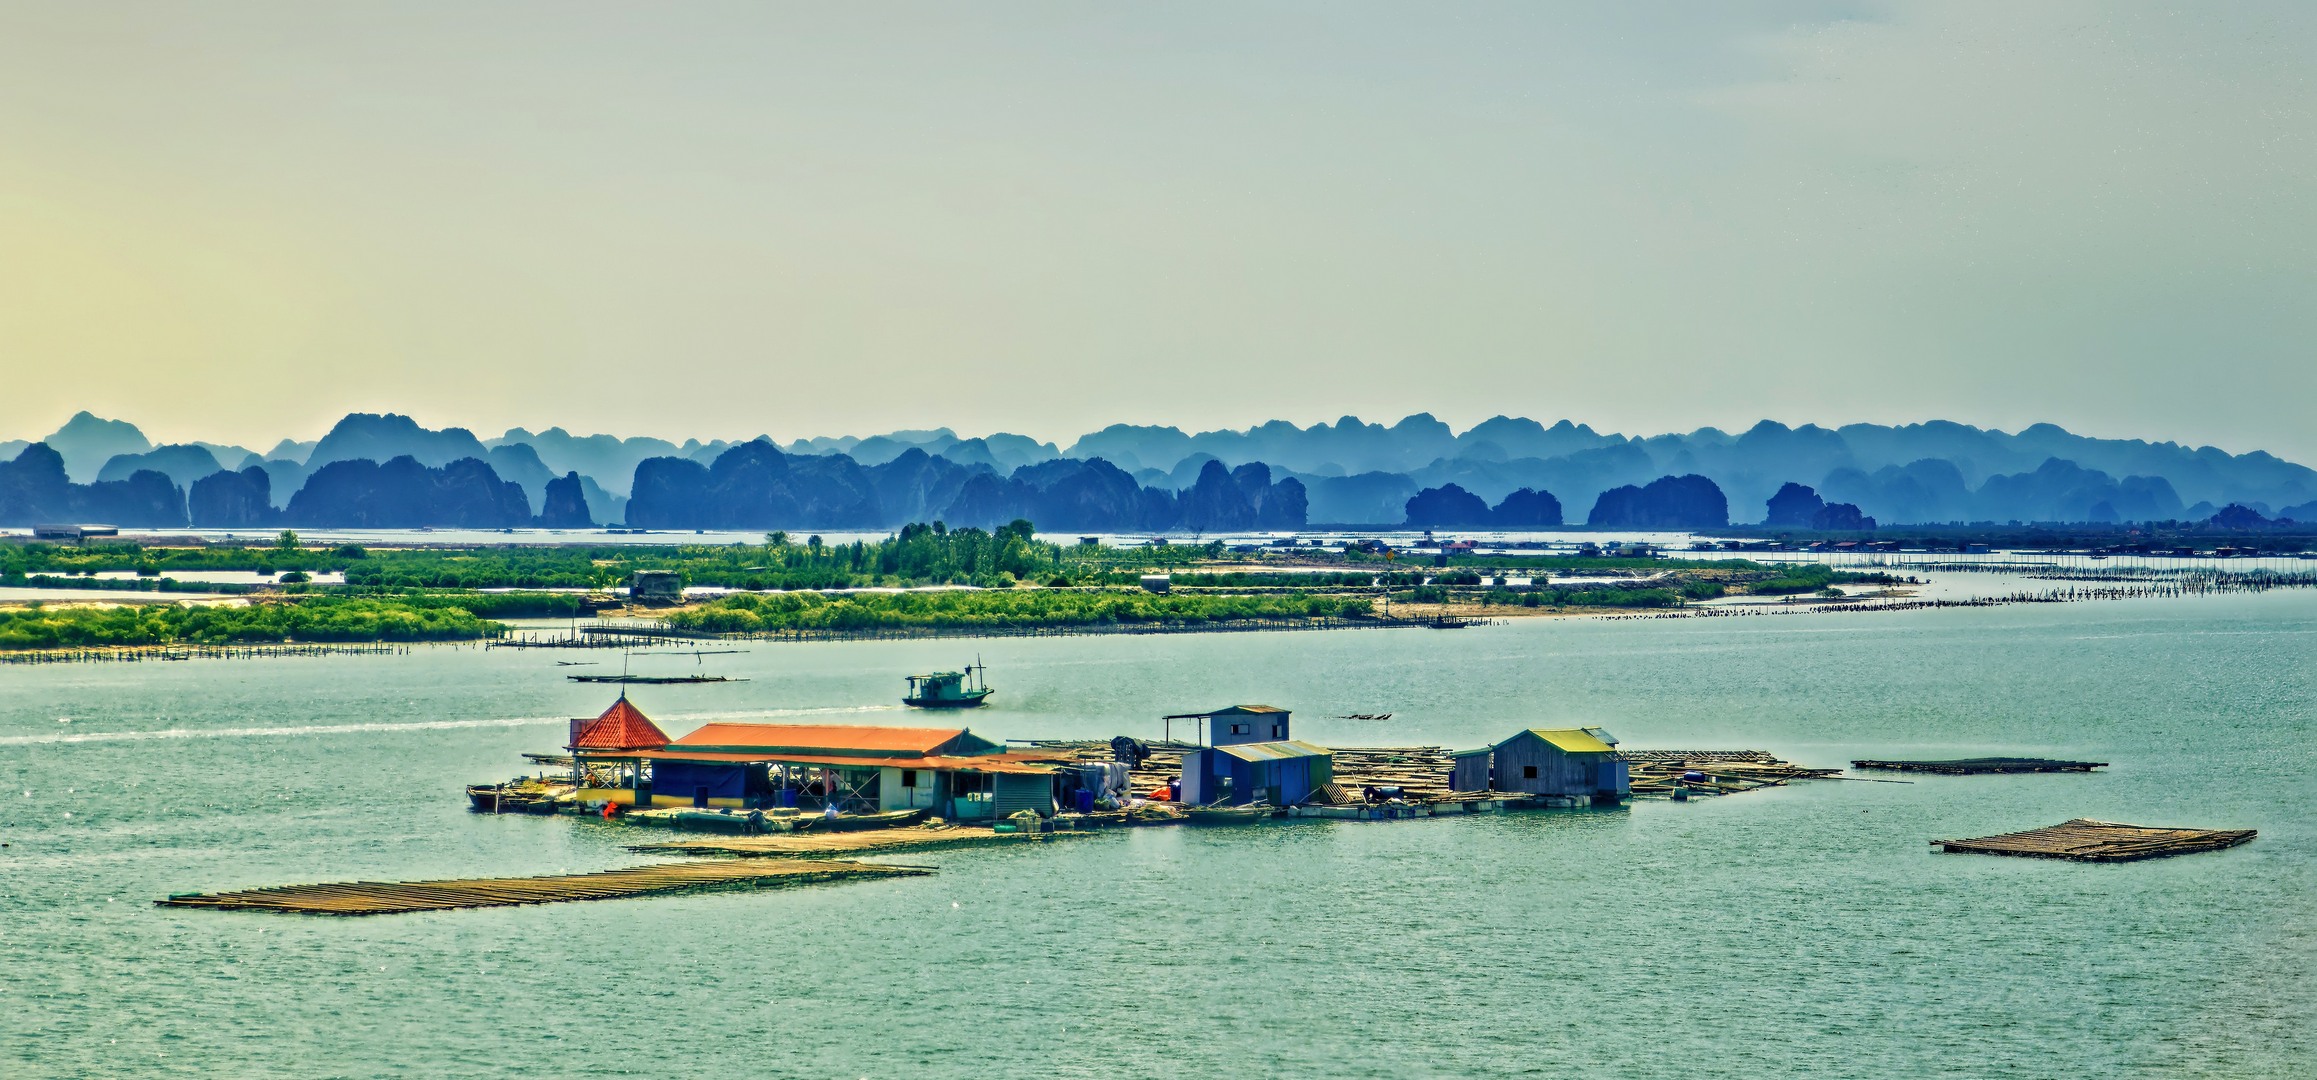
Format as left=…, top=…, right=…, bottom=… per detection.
left=0, top=596, right=508, bottom=650
left=663, top=589, right=1372, bottom=634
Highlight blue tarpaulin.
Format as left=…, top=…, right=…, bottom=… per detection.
left=652, top=762, right=747, bottom=800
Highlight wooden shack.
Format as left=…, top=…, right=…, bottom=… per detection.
left=1179, top=740, right=1332, bottom=806
left=1457, top=728, right=1628, bottom=803
left=1450, top=747, right=1492, bottom=793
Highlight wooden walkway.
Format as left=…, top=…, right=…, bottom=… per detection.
left=1934, top=819, right=2256, bottom=862
left=630, top=825, right=1096, bottom=859
left=156, top=859, right=925, bottom=915
left=1854, top=757, right=2107, bottom=775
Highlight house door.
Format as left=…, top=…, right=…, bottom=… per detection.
left=693, top=786, right=710, bottom=808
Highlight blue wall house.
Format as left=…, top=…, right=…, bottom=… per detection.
left=1162, top=705, right=1292, bottom=748
left=1179, top=740, right=1333, bottom=806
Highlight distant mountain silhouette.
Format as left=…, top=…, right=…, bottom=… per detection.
left=42, top=411, right=153, bottom=483
left=284, top=456, right=531, bottom=528
left=97, top=444, right=224, bottom=492
left=0, top=442, right=186, bottom=526
left=307, top=413, right=491, bottom=470
left=1588, top=475, right=1730, bottom=529
left=13, top=411, right=2316, bottom=528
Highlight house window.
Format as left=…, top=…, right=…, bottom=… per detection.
left=1523, top=765, right=1539, bottom=779
left=901, top=770, right=918, bottom=788
left=1271, top=724, right=1284, bottom=738
left=1229, top=723, right=1250, bottom=735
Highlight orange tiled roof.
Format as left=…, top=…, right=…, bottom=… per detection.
left=570, top=696, right=670, bottom=751
left=670, top=723, right=969, bottom=756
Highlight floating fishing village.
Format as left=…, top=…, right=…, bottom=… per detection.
left=158, top=654, right=2259, bottom=916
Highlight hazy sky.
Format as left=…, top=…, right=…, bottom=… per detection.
left=2, top=2, right=2312, bottom=460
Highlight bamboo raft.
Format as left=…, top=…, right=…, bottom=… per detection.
left=629, top=824, right=1096, bottom=859
left=1852, top=757, right=2108, bottom=775
left=1621, top=750, right=1842, bottom=796
left=1933, top=819, right=2256, bottom=862
left=156, top=859, right=925, bottom=915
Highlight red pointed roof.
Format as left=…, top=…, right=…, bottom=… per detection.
left=570, top=696, right=670, bottom=751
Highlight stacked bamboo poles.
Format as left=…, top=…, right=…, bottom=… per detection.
left=1933, top=819, right=2256, bottom=862
left=156, top=859, right=924, bottom=916
left=1622, top=751, right=1842, bottom=797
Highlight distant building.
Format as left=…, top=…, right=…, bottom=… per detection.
left=1138, top=574, right=1170, bottom=593
left=627, top=569, right=682, bottom=605
left=33, top=524, right=117, bottom=542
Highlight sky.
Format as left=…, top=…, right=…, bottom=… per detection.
left=1, top=2, right=2312, bottom=461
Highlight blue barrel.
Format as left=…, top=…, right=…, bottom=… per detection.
left=1075, top=789, right=1095, bottom=814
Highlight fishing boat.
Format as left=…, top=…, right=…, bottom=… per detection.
left=903, top=660, right=993, bottom=709
left=1183, top=803, right=1275, bottom=825
left=466, top=781, right=570, bottom=814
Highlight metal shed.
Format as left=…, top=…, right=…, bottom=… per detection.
left=1481, top=728, right=1628, bottom=802
left=1181, top=740, right=1333, bottom=806
left=1450, top=747, right=1493, bottom=793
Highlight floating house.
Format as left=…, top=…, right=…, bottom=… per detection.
left=1450, top=728, right=1629, bottom=804
left=1179, top=740, right=1333, bottom=806
left=1162, top=704, right=1292, bottom=747
left=564, top=698, right=1067, bottom=818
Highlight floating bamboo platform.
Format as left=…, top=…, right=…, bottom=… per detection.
left=1934, top=819, right=2255, bottom=862
left=630, top=824, right=1097, bottom=859
left=567, top=674, right=745, bottom=684
left=1852, top=757, right=2108, bottom=775
left=1622, top=750, right=1842, bottom=796
left=156, top=858, right=924, bottom=916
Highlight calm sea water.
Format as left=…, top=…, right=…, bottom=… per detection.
left=4, top=592, right=2312, bottom=1078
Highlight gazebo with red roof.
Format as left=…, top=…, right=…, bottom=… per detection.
left=568, top=694, right=670, bottom=752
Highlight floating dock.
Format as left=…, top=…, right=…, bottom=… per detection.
left=156, top=858, right=924, bottom=916
left=1933, top=818, right=2255, bottom=862
left=1620, top=750, right=1842, bottom=796
left=630, top=824, right=1097, bottom=859
left=1853, top=757, right=2108, bottom=775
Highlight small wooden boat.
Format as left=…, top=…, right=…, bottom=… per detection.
left=466, top=784, right=565, bottom=814
left=1183, top=803, right=1274, bottom=825
left=903, top=660, right=993, bottom=709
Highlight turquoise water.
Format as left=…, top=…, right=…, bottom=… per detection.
left=4, top=593, right=2312, bottom=1078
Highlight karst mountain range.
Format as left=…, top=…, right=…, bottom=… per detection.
left=3, top=411, right=2311, bottom=532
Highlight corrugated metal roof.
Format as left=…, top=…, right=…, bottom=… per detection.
left=1212, top=739, right=1331, bottom=763
left=670, top=723, right=967, bottom=757
left=1450, top=747, right=1492, bottom=758
left=593, top=749, right=1061, bottom=774
left=1505, top=728, right=1616, bottom=754
left=1161, top=704, right=1289, bottom=719
left=570, top=696, right=670, bottom=751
